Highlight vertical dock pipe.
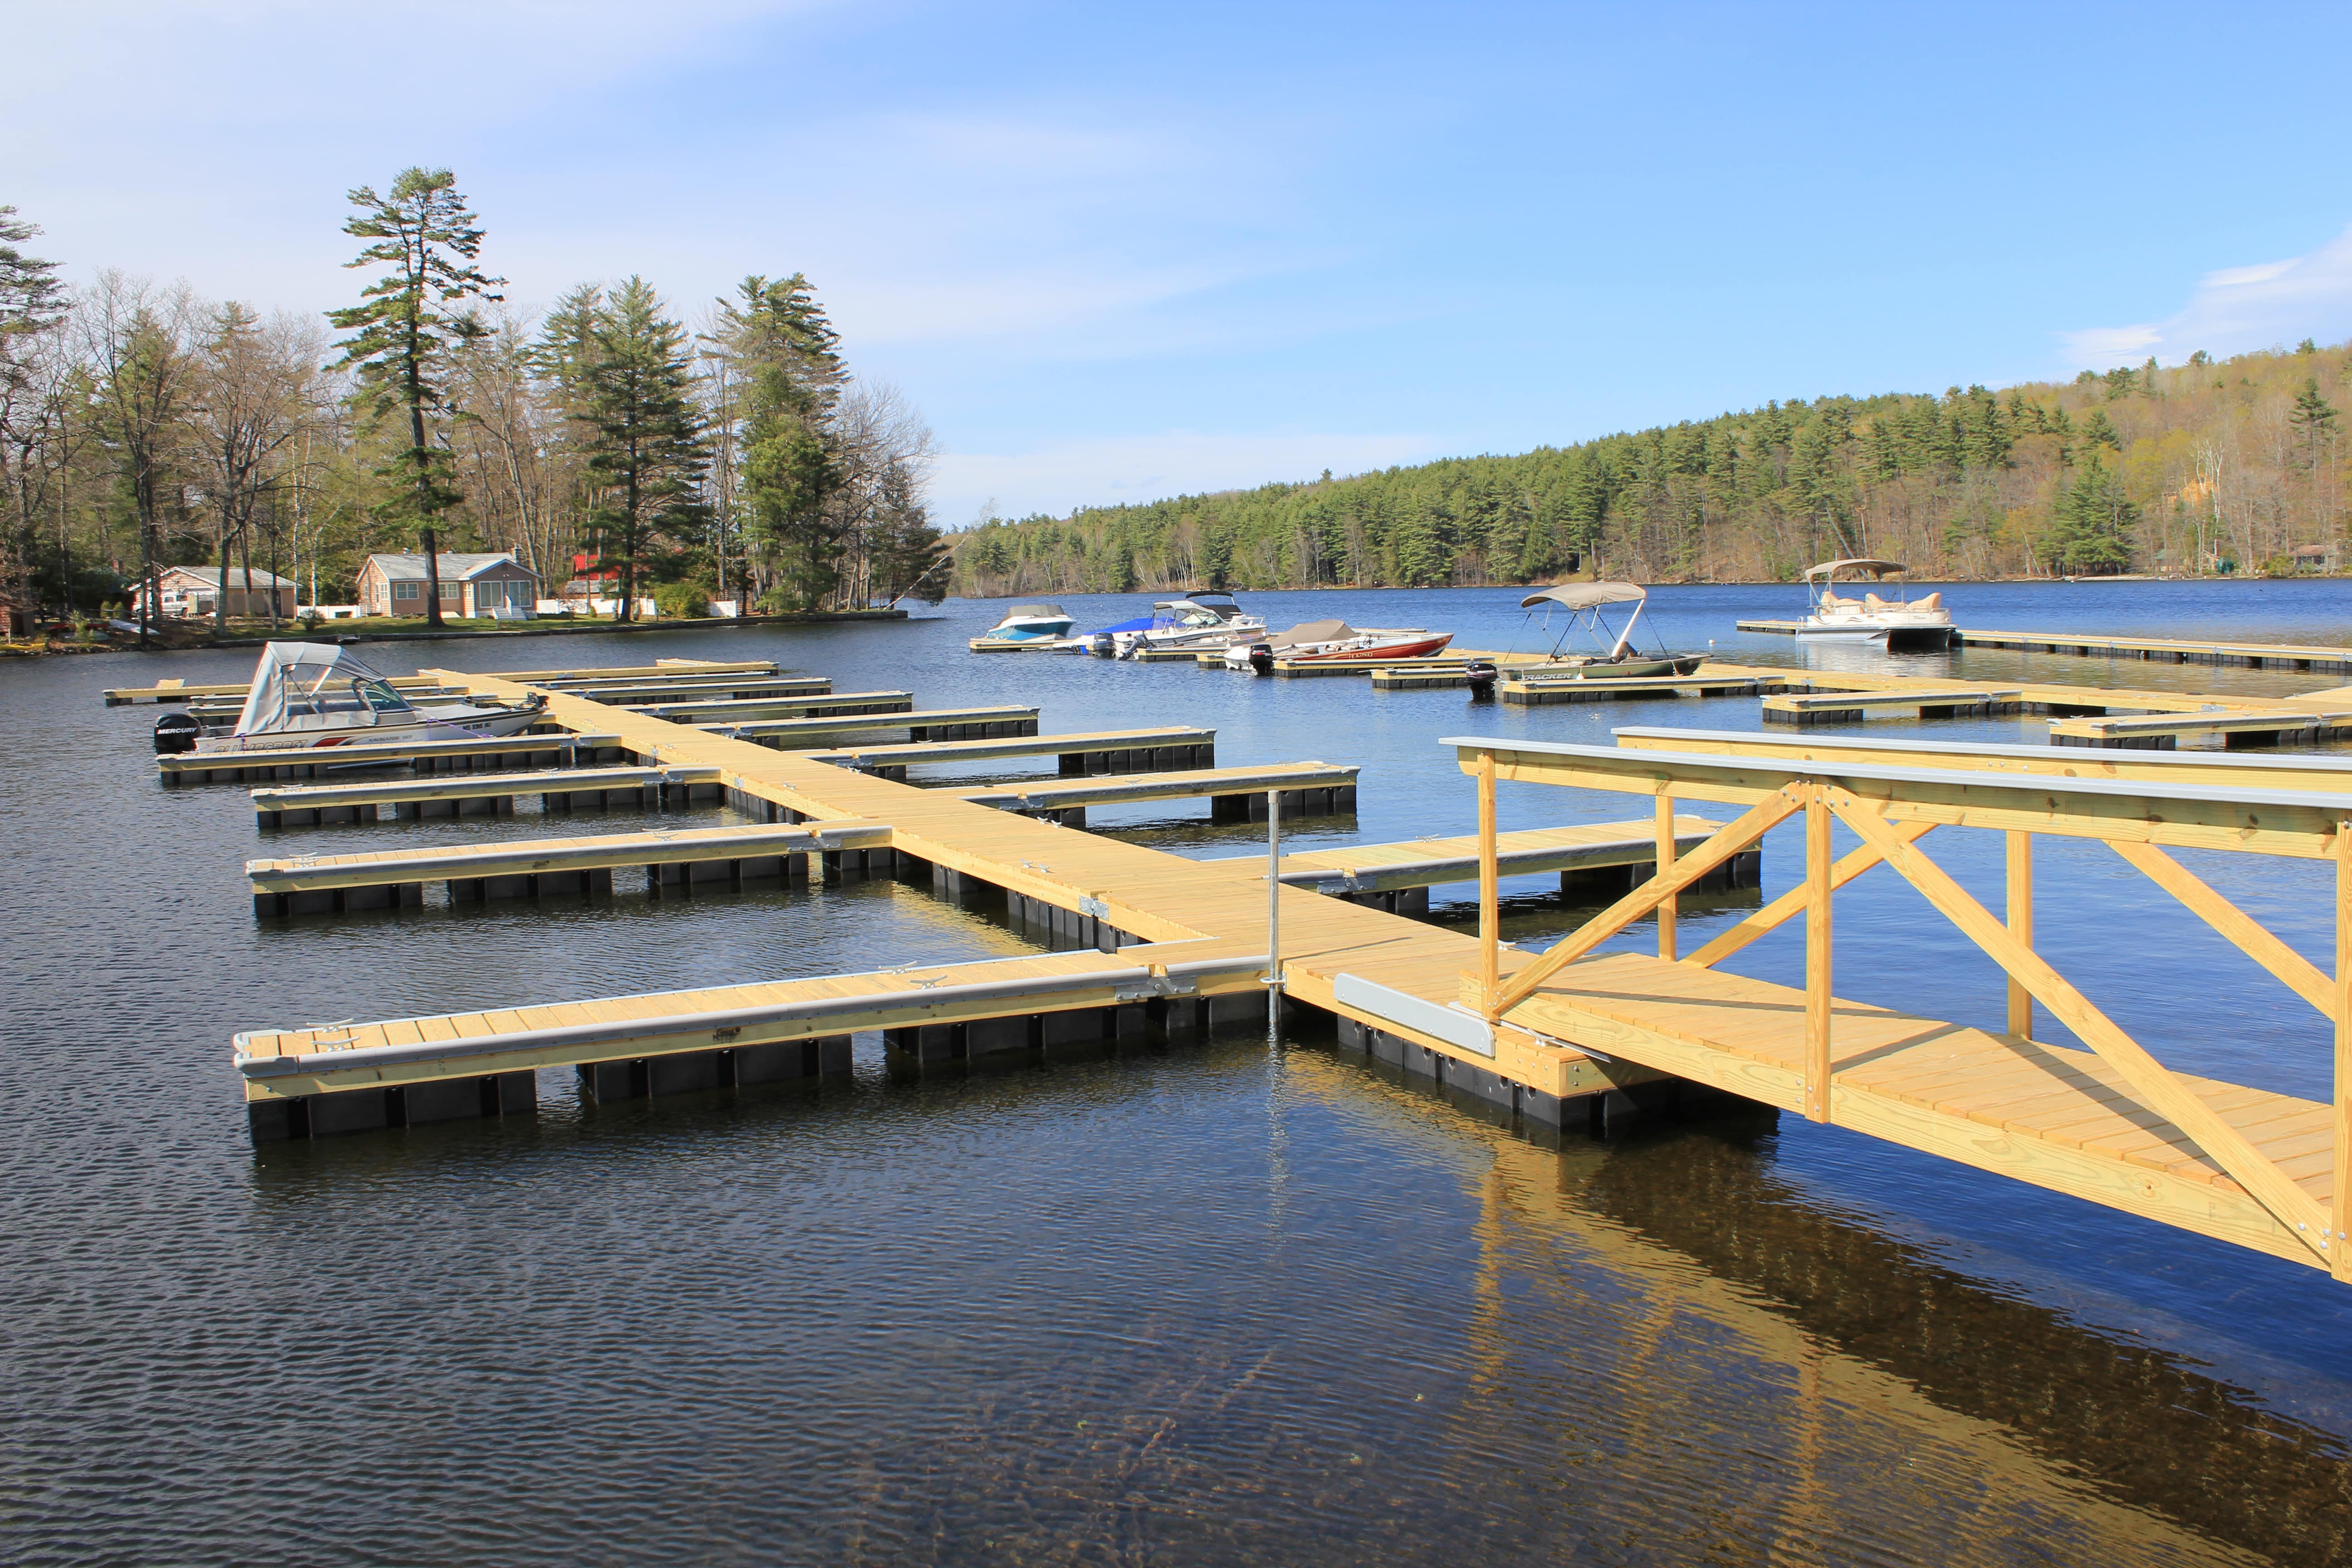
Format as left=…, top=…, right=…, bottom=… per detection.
left=1267, top=787, right=1284, bottom=1022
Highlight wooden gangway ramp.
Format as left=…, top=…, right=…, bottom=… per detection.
left=1417, top=729, right=2352, bottom=1279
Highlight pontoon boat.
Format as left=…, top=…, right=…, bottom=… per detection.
left=1797, top=559, right=1952, bottom=648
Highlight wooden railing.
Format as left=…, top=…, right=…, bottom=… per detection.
left=1444, top=731, right=2352, bottom=1281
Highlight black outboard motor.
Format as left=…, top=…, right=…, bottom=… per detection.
left=1245, top=641, right=1276, bottom=674
left=153, top=711, right=203, bottom=754
left=1090, top=632, right=1117, bottom=657
left=1464, top=659, right=1499, bottom=701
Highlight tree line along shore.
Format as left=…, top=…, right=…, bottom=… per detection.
left=951, top=342, right=2348, bottom=597
left=0, top=170, right=950, bottom=645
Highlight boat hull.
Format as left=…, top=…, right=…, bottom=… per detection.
left=1287, top=633, right=1455, bottom=663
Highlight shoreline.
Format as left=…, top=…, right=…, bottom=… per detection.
left=0, top=607, right=909, bottom=658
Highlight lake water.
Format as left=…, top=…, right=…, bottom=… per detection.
left=5, top=579, right=2352, bottom=1565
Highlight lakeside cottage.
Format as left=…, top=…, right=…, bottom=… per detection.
left=136, top=566, right=298, bottom=620
left=357, top=553, right=540, bottom=618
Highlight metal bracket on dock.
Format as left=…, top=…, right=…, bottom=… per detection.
left=1078, top=895, right=1110, bottom=918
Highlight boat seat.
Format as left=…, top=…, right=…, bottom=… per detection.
left=1916, top=591, right=1942, bottom=610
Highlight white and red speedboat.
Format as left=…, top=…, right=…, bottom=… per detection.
left=1225, top=619, right=1455, bottom=671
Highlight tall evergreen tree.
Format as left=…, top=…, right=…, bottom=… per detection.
left=2048, top=455, right=2138, bottom=574
left=722, top=273, right=846, bottom=609
left=328, top=167, right=502, bottom=626
left=2290, top=377, right=2340, bottom=466
left=579, top=277, right=707, bottom=621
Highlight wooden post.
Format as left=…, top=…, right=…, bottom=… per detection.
left=2336, top=823, right=2351, bottom=1281
left=2006, top=830, right=2033, bottom=1039
left=1805, top=785, right=1832, bottom=1124
left=1478, top=749, right=1499, bottom=1012
left=1656, top=790, right=1678, bottom=961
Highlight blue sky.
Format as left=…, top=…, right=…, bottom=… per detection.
left=12, top=1, right=2352, bottom=526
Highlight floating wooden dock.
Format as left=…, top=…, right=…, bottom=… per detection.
left=709, top=707, right=1040, bottom=748
left=251, top=766, right=722, bottom=829
left=1735, top=620, right=2352, bottom=672
left=952, top=761, right=1357, bottom=826
left=802, top=726, right=1214, bottom=780
left=201, top=655, right=2352, bottom=1294
left=1763, top=685, right=2027, bottom=725
left=247, top=819, right=892, bottom=916
left=623, top=690, right=913, bottom=721
left=1206, top=817, right=1758, bottom=914
left=2048, top=708, right=2352, bottom=749
left=1958, top=627, right=2352, bottom=671
left=529, top=674, right=832, bottom=702
left=1504, top=671, right=1797, bottom=706
left=161, top=731, right=630, bottom=785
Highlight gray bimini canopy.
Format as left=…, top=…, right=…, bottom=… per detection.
left=1262, top=618, right=1357, bottom=649
left=1005, top=602, right=1067, bottom=618
left=232, top=642, right=412, bottom=737
left=1804, top=558, right=1907, bottom=579
left=1520, top=581, right=1647, bottom=611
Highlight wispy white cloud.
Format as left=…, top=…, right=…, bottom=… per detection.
left=930, top=430, right=1435, bottom=528
left=2061, top=223, right=2352, bottom=368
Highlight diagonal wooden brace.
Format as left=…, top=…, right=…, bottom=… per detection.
left=1689, top=819, right=1936, bottom=969
left=1827, top=787, right=2331, bottom=1259
left=1487, top=784, right=1805, bottom=1017
left=2109, top=840, right=2333, bottom=1015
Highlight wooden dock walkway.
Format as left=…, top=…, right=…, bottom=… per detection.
left=247, top=819, right=892, bottom=916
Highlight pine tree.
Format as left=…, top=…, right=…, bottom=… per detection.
left=2048, top=455, right=2138, bottom=574
left=2290, top=377, right=2339, bottom=466
left=2082, top=409, right=2123, bottom=451
left=579, top=278, right=707, bottom=622
left=722, top=273, right=847, bottom=609
left=328, top=167, right=503, bottom=627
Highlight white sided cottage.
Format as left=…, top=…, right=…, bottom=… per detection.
left=357, top=553, right=540, bottom=618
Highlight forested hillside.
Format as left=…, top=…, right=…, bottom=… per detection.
left=0, top=176, right=948, bottom=629
left=953, top=343, right=2348, bottom=594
